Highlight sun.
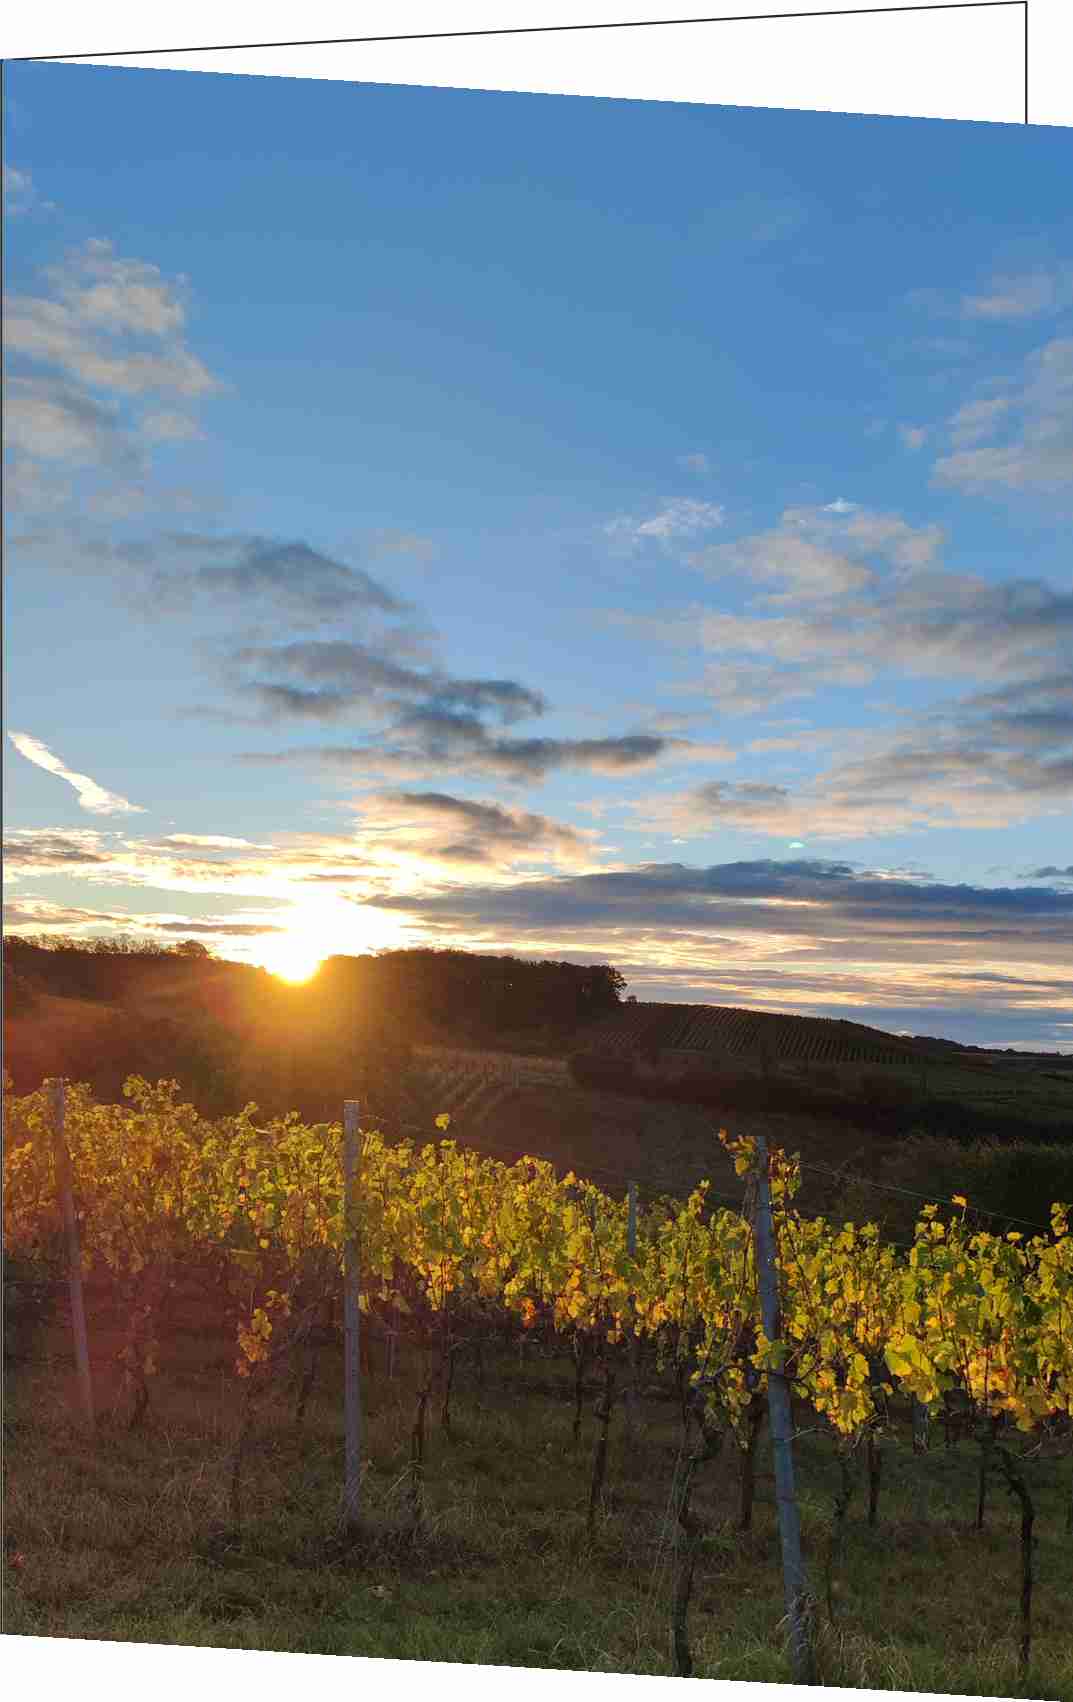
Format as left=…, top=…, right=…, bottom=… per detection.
left=254, top=900, right=411, bottom=983
left=260, top=932, right=327, bottom=984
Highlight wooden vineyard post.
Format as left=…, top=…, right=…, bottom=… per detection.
left=752, top=1134, right=815, bottom=1686
left=342, top=1099, right=365, bottom=1535
left=624, top=1180, right=640, bottom=1442
left=46, top=1077, right=95, bottom=1431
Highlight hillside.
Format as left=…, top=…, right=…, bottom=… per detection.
left=1, top=938, right=618, bottom=1124
left=579, top=998, right=1073, bottom=1068
left=570, top=998, right=1073, bottom=1139
left=6, top=938, right=1070, bottom=1178
left=581, top=1000, right=927, bottom=1064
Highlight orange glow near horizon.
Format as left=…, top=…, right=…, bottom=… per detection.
left=252, top=898, right=414, bottom=983
left=259, top=933, right=327, bottom=984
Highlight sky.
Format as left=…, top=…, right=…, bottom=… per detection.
left=4, top=62, right=1072, bottom=1050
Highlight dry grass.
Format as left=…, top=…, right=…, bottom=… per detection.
left=4, top=1289, right=1072, bottom=1697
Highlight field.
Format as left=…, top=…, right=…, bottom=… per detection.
left=6, top=961, right=1072, bottom=1146
left=398, top=1046, right=1072, bottom=1242
left=402, top=1062, right=901, bottom=1216
left=5, top=1276, right=1072, bottom=1697
left=573, top=1002, right=1073, bottom=1136
left=5, top=973, right=1072, bottom=1695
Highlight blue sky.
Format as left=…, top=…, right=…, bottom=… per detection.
left=4, top=62, right=1072, bottom=1048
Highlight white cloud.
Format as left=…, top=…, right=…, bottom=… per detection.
left=2, top=163, right=53, bottom=216
left=3, top=164, right=32, bottom=211
left=8, top=731, right=146, bottom=816
left=605, top=498, right=725, bottom=552
left=350, top=790, right=601, bottom=872
left=52, top=238, right=189, bottom=337
left=4, top=375, right=131, bottom=467
left=0, top=793, right=612, bottom=905
left=3, top=897, right=136, bottom=930
left=608, top=502, right=1072, bottom=842
left=637, top=665, right=1073, bottom=842
left=2, top=455, right=73, bottom=515
left=4, top=238, right=225, bottom=530
left=947, top=396, right=1012, bottom=448
left=837, top=508, right=944, bottom=571
left=637, top=499, right=725, bottom=540
left=686, top=502, right=941, bottom=601
left=142, top=410, right=203, bottom=443
left=933, top=339, right=1073, bottom=495
left=150, top=834, right=272, bottom=850
left=5, top=290, right=218, bottom=398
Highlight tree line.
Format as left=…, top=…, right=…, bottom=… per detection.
left=2, top=935, right=626, bottom=1121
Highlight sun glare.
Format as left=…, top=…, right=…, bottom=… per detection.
left=261, top=933, right=327, bottom=984
left=255, top=900, right=412, bottom=983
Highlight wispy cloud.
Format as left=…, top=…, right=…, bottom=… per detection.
left=350, top=790, right=599, bottom=869
left=961, top=264, right=1073, bottom=321
left=152, top=833, right=272, bottom=851
left=139, top=535, right=414, bottom=626
left=6, top=239, right=219, bottom=396
left=9, top=855, right=1071, bottom=1042
left=897, top=424, right=929, bottom=451
left=604, top=498, right=725, bottom=553
left=365, top=529, right=437, bottom=562
left=602, top=494, right=1072, bottom=832
left=5, top=238, right=225, bottom=525
left=946, top=396, right=1012, bottom=449
left=3, top=897, right=138, bottom=930
left=242, top=725, right=730, bottom=786
left=2, top=163, right=53, bottom=217
left=205, top=626, right=742, bottom=788
left=687, top=504, right=943, bottom=601
left=149, top=916, right=287, bottom=937
left=0, top=828, right=115, bottom=868
left=642, top=669, right=1073, bottom=841
left=2, top=893, right=286, bottom=939
left=1, top=786, right=607, bottom=905
left=4, top=374, right=133, bottom=469
left=8, top=732, right=146, bottom=816
left=227, top=637, right=544, bottom=727
left=901, top=255, right=1073, bottom=497
left=615, top=501, right=1068, bottom=723
left=360, top=860, right=1073, bottom=1009
left=932, top=338, right=1073, bottom=495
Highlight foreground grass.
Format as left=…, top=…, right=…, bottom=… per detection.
left=4, top=1303, right=1072, bottom=1697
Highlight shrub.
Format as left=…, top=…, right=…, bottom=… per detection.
left=875, top=1133, right=1073, bottom=1241
left=859, top=1071, right=917, bottom=1112
left=3, top=1252, right=60, bottom=1371
left=568, top=1053, right=640, bottom=1093
left=2, top=962, right=38, bottom=1019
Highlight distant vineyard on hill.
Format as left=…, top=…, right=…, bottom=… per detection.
left=580, top=1002, right=937, bottom=1068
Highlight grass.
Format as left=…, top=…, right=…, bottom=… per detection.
left=408, top=1075, right=906, bottom=1207
left=4, top=1285, right=1073, bottom=1698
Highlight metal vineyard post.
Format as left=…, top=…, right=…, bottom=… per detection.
left=342, top=1099, right=364, bottom=1532
left=753, top=1134, right=815, bottom=1686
